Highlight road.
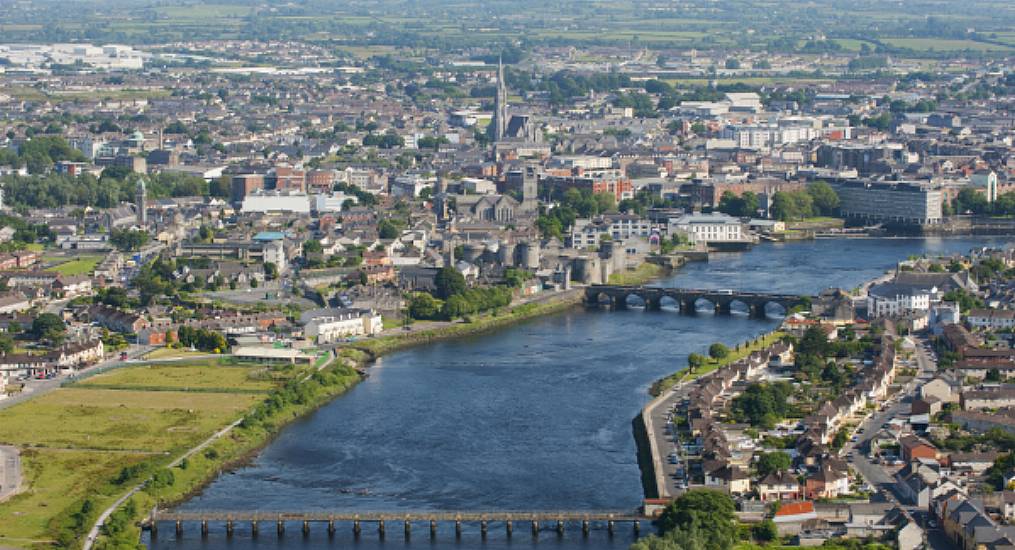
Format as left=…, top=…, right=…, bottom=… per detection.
left=0, top=445, right=20, bottom=503
left=0, top=344, right=152, bottom=412
left=842, top=337, right=954, bottom=550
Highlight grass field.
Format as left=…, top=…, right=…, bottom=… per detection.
left=607, top=262, right=667, bottom=285
left=0, top=359, right=310, bottom=547
left=142, top=348, right=215, bottom=360
left=77, top=362, right=278, bottom=393
left=882, top=38, right=1013, bottom=52
left=47, top=255, right=103, bottom=276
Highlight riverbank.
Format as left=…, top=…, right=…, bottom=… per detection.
left=353, top=288, right=585, bottom=357
left=88, top=352, right=364, bottom=549
left=638, top=330, right=786, bottom=500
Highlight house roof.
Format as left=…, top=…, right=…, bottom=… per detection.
left=775, top=501, right=815, bottom=518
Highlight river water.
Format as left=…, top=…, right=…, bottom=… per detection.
left=147, top=237, right=1001, bottom=549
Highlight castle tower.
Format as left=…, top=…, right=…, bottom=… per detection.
left=136, top=178, right=147, bottom=227
left=521, top=164, right=538, bottom=214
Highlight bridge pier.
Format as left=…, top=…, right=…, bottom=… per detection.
left=608, top=520, right=615, bottom=536
left=633, top=520, right=640, bottom=536
left=378, top=519, right=386, bottom=538
left=430, top=519, right=437, bottom=539
left=175, top=520, right=183, bottom=538
left=455, top=519, right=462, bottom=538
left=353, top=519, right=361, bottom=537
left=404, top=519, right=411, bottom=539
left=200, top=520, right=208, bottom=538
left=531, top=520, right=539, bottom=537
left=251, top=520, right=258, bottom=538
left=302, top=520, right=310, bottom=537
left=556, top=519, right=565, bottom=536
left=506, top=519, right=513, bottom=537
left=328, top=519, right=335, bottom=537
left=150, top=520, right=157, bottom=538
left=277, top=519, right=285, bottom=537
left=226, top=519, right=234, bottom=538
left=481, top=519, right=488, bottom=538
left=582, top=519, right=590, bottom=537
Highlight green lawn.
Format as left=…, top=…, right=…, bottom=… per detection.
left=77, top=363, right=279, bottom=393
left=0, top=359, right=307, bottom=547
left=882, top=37, right=1012, bottom=51
left=47, top=255, right=103, bottom=276
left=607, top=262, right=666, bottom=285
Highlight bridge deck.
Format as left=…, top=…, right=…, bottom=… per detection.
left=153, top=511, right=644, bottom=522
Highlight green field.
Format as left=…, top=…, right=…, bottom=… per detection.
left=47, top=255, right=103, bottom=276
left=0, top=359, right=315, bottom=547
left=882, top=38, right=1013, bottom=52
left=78, top=362, right=279, bottom=393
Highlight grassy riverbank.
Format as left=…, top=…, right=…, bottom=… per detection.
left=649, top=331, right=787, bottom=397
left=607, top=262, right=667, bottom=285
left=0, top=356, right=361, bottom=549
left=354, top=289, right=584, bottom=356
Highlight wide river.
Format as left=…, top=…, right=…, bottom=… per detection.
left=147, top=237, right=1002, bottom=549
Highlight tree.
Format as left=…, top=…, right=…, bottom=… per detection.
left=806, top=181, right=840, bottom=216
left=0, top=333, right=13, bottom=354
left=110, top=228, right=149, bottom=252
left=688, top=353, right=707, bottom=371
left=263, top=262, right=279, bottom=280
left=756, top=451, right=792, bottom=477
left=408, top=292, right=442, bottom=320
left=657, top=490, right=737, bottom=550
left=377, top=218, right=401, bottom=239
left=752, top=519, right=778, bottom=542
left=434, top=267, right=466, bottom=300
left=709, top=342, right=729, bottom=360
left=32, top=312, right=66, bottom=344
left=725, top=58, right=741, bottom=70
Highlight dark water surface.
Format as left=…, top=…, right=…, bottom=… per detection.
left=147, top=237, right=1002, bottom=549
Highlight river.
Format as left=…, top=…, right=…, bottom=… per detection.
left=146, top=237, right=1001, bottom=549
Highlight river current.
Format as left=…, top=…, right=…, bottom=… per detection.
left=146, top=237, right=1002, bottom=549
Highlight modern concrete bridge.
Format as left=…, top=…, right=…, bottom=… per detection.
left=585, top=285, right=812, bottom=318
left=150, top=510, right=645, bottom=539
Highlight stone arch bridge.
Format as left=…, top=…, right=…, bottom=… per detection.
left=585, top=285, right=813, bottom=319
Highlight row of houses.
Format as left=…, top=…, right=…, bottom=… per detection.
left=0, top=339, right=106, bottom=388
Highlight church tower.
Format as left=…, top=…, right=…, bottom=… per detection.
left=136, top=178, right=147, bottom=227
left=493, top=56, right=507, bottom=142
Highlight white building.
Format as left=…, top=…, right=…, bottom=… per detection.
left=668, top=213, right=743, bottom=244
left=312, top=193, right=357, bottom=213
left=570, top=214, right=655, bottom=249
left=967, top=308, right=1015, bottom=330
left=304, top=309, right=383, bottom=343
left=867, top=283, right=933, bottom=318
left=390, top=173, right=435, bottom=198
left=241, top=190, right=311, bottom=214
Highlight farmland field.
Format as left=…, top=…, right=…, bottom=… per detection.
left=881, top=38, right=1013, bottom=52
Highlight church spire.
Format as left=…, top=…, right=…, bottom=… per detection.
left=494, top=54, right=507, bottom=142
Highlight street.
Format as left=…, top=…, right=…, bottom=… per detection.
left=842, top=338, right=954, bottom=550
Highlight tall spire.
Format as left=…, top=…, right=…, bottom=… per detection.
left=494, top=54, right=507, bottom=142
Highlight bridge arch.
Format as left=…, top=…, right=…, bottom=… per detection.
left=624, top=293, right=648, bottom=309
left=763, top=301, right=788, bottom=318
left=728, top=299, right=751, bottom=316
left=659, top=295, right=680, bottom=312
left=693, top=297, right=716, bottom=314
